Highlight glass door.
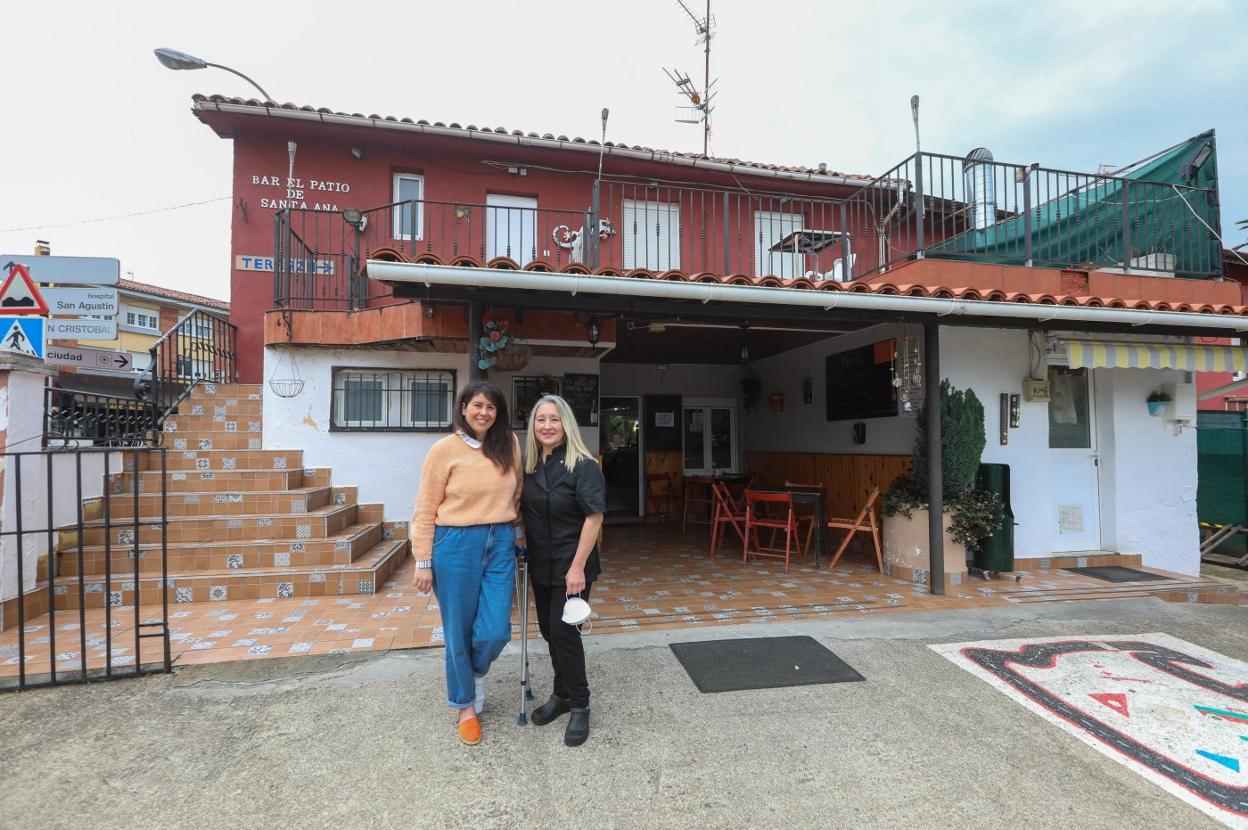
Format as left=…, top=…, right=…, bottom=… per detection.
left=682, top=399, right=738, bottom=475
left=600, top=396, right=641, bottom=515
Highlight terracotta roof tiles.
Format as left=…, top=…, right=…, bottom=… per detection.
left=118, top=278, right=229, bottom=311
left=366, top=253, right=1248, bottom=318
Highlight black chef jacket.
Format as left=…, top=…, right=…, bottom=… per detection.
left=521, top=444, right=606, bottom=587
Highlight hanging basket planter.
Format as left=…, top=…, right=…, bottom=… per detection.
left=493, top=341, right=532, bottom=372
left=269, top=378, right=306, bottom=398
left=268, top=348, right=305, bottom=399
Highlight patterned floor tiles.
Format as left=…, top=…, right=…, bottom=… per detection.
left=1, top=524, right=1235, bottom=680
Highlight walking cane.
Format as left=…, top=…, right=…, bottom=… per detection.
left=516, top=552, right=533, bottom=725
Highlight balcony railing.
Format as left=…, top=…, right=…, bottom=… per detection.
left=274, top=144, right=1222, bottom=310
left=142, top=308, right=238, bottom=424
left=43, top=387, right=157, bottom=448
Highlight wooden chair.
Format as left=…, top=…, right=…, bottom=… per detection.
left=709, top=480, right=747, bottom=558
left=743, top=489, right=800, bottom=573
left=645, top=473, right=680, bottom=523
left=826, top=487, right=883, bottom=572
left=784, top=480, right=824, bottom=559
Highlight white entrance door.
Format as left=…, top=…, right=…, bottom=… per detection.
left=1048, top=365, right=1101, bottom=552
left=486, top=194, right=537, bottom=266
left=682, top=398, right=738, bottom=474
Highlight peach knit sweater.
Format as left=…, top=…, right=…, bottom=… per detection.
left=409, top=433, right=523, bottom=561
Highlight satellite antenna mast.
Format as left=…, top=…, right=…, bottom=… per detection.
left=663, top=0, right=717, bottom=155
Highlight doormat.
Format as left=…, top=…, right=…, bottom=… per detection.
left=1062, top=566, right=1172, bottom=583
left=931, top=633, right=1248, bottom=829
left=669, top=635, right=864, bottom=693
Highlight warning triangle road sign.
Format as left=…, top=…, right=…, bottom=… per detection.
left=0, top=263, right=49, bottom=315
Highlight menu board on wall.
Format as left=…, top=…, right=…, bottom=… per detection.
left=644, top=395, right=682, bottom=451
left=563, top=373, right=600, bottom=426
left=825, top=340, right=898, bottom=421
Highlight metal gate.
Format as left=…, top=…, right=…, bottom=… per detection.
left=1, top=447, right=170, bottom=691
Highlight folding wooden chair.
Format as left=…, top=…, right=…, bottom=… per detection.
left=826, top=487, right=883, bottom=571
left=645, top=472, right=680, bottom=523
left=709, top=480, right=747, bottom=558
left=784, top=480, right=824, bottom=559
left=744, top=489, right=800, bottom=573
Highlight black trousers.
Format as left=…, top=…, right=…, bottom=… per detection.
left=531, top=582, right=592, bottom=708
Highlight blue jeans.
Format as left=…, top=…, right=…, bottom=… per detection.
left=431, top=523, right=516, bottom=709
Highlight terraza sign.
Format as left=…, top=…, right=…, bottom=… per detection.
left=250, top=175, right=352, bottom=211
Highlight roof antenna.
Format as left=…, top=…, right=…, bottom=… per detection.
left=663, top=0, right=717, bottom=155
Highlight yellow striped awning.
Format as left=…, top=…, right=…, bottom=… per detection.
left=1065, top=340, right=1248, bottom=372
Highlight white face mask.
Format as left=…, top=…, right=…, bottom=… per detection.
left=561, top=596, right=592, bottom=627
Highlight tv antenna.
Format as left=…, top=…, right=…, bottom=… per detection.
left=663, top=0, right=717, bottom=155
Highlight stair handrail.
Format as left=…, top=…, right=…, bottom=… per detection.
left=142, top=307, right=238, bottom=427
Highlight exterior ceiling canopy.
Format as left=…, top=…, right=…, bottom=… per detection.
left=1065, top=339, right=1247, bottom=372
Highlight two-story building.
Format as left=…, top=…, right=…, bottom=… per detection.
left=192, top=93, right=1241, bottom=587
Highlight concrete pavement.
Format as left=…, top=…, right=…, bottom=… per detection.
left=1, top=598, right=1245, bottom=829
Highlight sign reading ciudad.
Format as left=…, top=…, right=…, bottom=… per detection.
left=248, top=174, right=352, bottom=211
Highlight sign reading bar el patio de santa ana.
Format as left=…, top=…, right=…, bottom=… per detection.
left=248, top=174, right=352, bottom=212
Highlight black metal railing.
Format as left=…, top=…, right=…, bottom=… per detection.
left=43, top=388, right=157, bottom=448
left=273, top=148, right=1222, bottom=308
left=145, top=309, right=238, bottom=424
left=0, top=447, right=170, bottom=691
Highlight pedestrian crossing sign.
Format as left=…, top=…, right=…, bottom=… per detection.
left=0, top=316, right=45, bottom=359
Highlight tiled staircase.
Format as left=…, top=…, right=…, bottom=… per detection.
left=51, top=383, right=408, bottom=611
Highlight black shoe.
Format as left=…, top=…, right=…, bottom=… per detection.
left=531, top=695, right=571, bottom=726
left=564, top=707, right=590, bottom=746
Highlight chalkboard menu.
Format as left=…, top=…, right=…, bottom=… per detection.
left=825, top=340, right=898, bottom=421
left=644, top=394, right=683, bottom=451
left=563, top=373, right=600, bottom=426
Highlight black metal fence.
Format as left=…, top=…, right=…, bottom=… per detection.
left=273, top=150, right=1223, bottom=309
left=1, top=447, right=170, bottom=691
left=43, top=387, right=157, bottom=448
left=145, top=308, right=238, bottom=424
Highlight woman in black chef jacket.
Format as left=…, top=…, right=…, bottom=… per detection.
left=520, top=394, right=605, bottom=747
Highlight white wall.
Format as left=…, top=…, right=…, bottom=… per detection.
left=263, top=347, right=466, bottom=524
left=940, top=326, right=1199, bottom=572
left=600, top=362, right=741, bottom=400
left=1, top=367, right=119, bottom=601
left=263, top=347, right=603, bottom=522
left=744, top=324, right=919, bottom=455
left=1097, top=366, right=1199, bottom=574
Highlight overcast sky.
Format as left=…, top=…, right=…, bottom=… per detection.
left=2, top=0, right=1244, bottom=301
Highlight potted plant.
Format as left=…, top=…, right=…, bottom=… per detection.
left=881, top=380, right=1004, bottom=584
left=741, top=375, right=763, bottom=415
left=1146, top=390, right=1170, bottom=416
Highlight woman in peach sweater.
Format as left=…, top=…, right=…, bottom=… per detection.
left=411, top=380, right=523, bottom=746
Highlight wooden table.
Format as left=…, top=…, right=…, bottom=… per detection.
left=683, top=473, right=752, bottom=530
left=746, top=485, right=827, bottom=567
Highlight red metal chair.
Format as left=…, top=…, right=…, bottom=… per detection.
left=709, top=480, right=747, bottom=558
left=743, top=489, right=800, bottom=573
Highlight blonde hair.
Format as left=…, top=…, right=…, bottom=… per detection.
left=524, top=395, right=593, bottom=474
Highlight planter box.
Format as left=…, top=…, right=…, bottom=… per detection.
left=882, top=508, right=969, bottom=589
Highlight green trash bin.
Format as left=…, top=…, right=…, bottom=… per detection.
left=975, top=463, right=1014, bottom=572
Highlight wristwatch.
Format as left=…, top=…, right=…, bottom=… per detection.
left=415, top=560, right=433, bottom=569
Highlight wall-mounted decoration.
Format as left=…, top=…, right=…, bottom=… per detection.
left=802, top=375, right=813, bottom=404
left=769, top=393, right=784, bottom=413
left=552, top=218, right=616, bottom=264
left=999, top=393, right=1010, bottom=445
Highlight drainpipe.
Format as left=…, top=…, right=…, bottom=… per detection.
left=924, top=319, right=944, bottom=595
left=468, top=299, right=485, bottom=381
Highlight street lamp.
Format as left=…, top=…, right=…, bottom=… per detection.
left=153, top=48, right=275, bottom=102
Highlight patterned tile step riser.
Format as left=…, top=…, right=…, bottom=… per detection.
left=157, top=433, right=269, bottom=451
left=51, top=543, right=406, bottom=609
left=1006, top=582, right=1234, bottom=604
left=143, top=450, right=304, bottom=473
left=112, top=469, right=307, bottom=493
left=161, top=417, right=263, bottom=435
left=84, top=488, right=336, bottom=520
left=63, top=510, right=355, bottom=549
left=58, top=525, right=385, bottom=576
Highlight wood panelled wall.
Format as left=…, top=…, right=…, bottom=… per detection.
left=743, top=452, right=911, bottom=519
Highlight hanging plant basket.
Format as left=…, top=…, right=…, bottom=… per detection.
left=269, top=378, right=305, bottom=398
left=493, top=341, right=532, bottom=371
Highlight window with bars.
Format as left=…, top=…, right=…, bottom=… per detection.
left=331, top=368, right=455, bottom=431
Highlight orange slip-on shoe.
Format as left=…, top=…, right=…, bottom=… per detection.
left=458, top=715, right=482, bottom=746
